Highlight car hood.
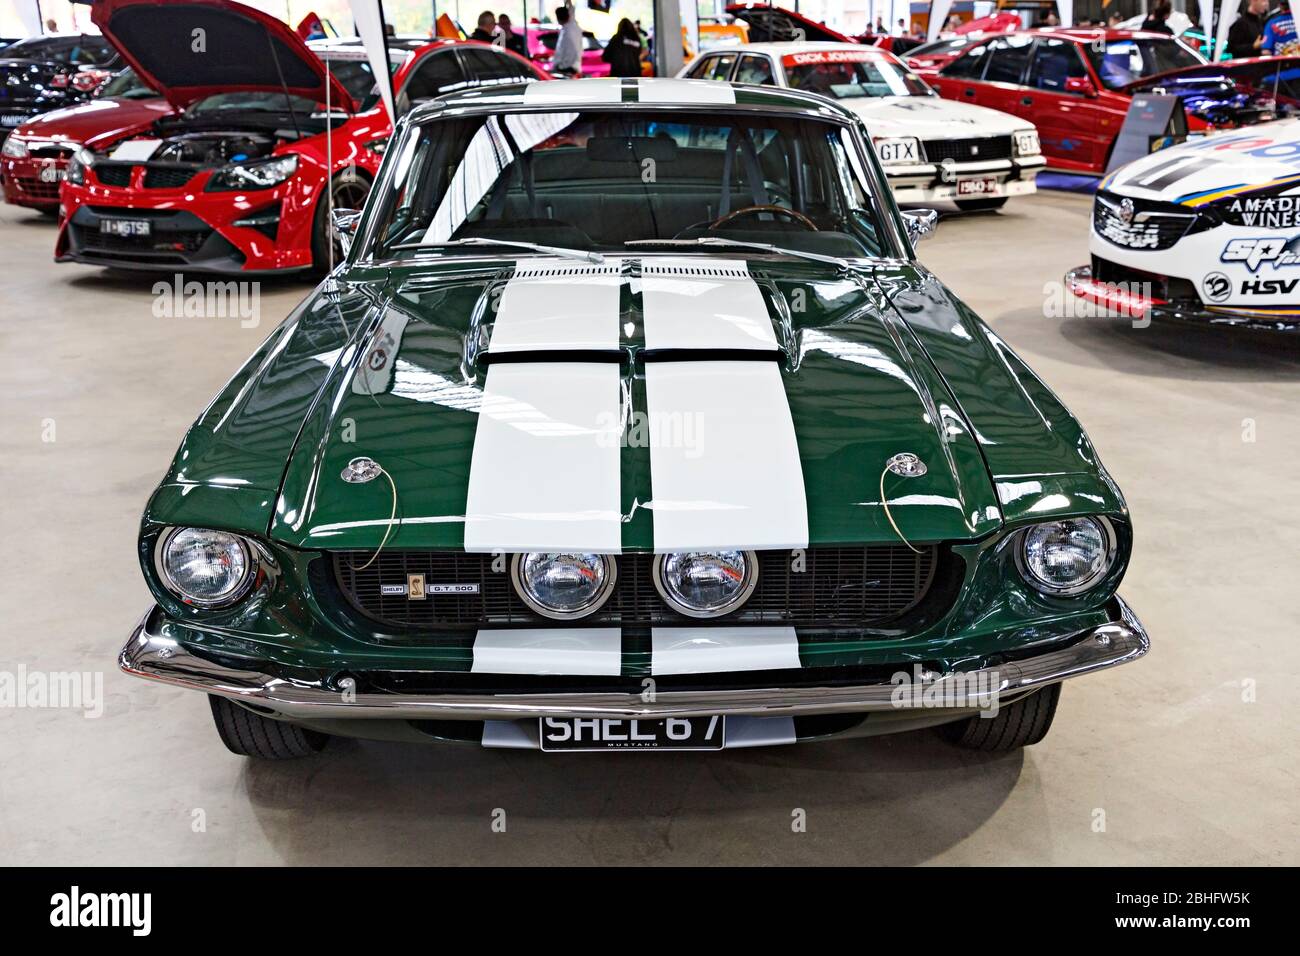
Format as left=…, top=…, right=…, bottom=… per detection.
left=1121, top=55, right=1300, bottom=95
left=91, top=0, right=353, bottom=111
left=13, top=95, right=173, bottom=146
left=839, top=94, right=1029, bottom=138
left=263, top=257, right=1005, bottom=553
left=1098, top=117, right=1300, bottom=202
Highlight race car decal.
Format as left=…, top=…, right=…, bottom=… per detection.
left=650, top=626, right=801, bottom=675
left=1180, top=173, right=1300, bottom=208
left=1220, top=236, right=1300, bottom=272
left=1217, top=191, right=1300, bottom=228
left=471, top=627, right=623, bottom=675
left=487, top=258, right=624, bottom=353
left=781, top=49, right=878, bottom=67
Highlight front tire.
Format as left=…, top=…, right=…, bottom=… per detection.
left=935, top=683, right=1061, bottom=751
left=209, top=695, right=329, bottom=759
left=310, top=169, right=371, bottom=273
left=955, top=197, right=1008, bottom=212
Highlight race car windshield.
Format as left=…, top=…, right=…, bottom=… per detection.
left=785, top=56, right=934, bottom=99
left=1085, top=38, right=1204, bottom=89
left=368, top=109, right=890, bottom=261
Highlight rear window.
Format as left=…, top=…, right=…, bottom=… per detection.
left=1084, top=38, right=1204, bottom=89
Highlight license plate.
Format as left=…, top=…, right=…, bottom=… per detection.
left=39, top=165, right=63, bottom=183
left=957, top=177, right=999, bottom=196
left=539, top=716, right=725, bottom=752
left=99, top=218, right=150, bottom=237
left=2, top=115, right=25, bottom=127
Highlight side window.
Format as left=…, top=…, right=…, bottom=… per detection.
left=685, top=55, right=716, bottom=79
left=402, top=50, right=467, bottom=101
left=983, top=36, right=1034, bottom=85
left=705, top=53, right=737, bottom=81
left=1028, top=39, right=1087, bottom=92
left=734, top=54, right=775, bottom=86
left=940, top=43, right=989, bottom=80
left=459, top=48, right=516, bottom=85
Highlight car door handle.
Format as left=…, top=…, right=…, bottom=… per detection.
left=1020, top=96, right=1034, bottom=106
left=963, top=88, right=975, bottom=98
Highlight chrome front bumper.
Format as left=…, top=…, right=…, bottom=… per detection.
left=118, top=599, right=1149, bottom=721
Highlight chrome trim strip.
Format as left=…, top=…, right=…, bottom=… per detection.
left=119, top=598, right=1149, bottom=721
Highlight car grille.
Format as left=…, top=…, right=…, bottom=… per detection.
left=1094, top=191, right=1198, bottom=251
left=923, top=136, right=1012, bottom=163
left=94, top=163, right=132, bottom=187
left=142, top=166, right=194, bottom=189
left=10, top=175, right=60, bottom=200
left=330, top=547, right=939, bottom=631
left=78, top=225, right=210, bottom=255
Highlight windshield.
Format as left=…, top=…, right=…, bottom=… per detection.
left=97, top=68, right=155, bottom=99
left=368, top=109, right=889, bottom=260
left=1085, top=38, right=1204, bottom=89
left=783, top=51, right=933, bottom=99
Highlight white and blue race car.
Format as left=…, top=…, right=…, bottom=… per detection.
left=1068, top=118, right=1300, bottom=330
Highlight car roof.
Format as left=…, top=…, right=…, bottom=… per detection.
left=716, top=41, right=891, bottom=57
left=427, top=76, right=857, bottom=119
left=1032, top=27, right=1187, bottom=42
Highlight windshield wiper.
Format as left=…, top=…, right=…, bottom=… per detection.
left=391, top=238, right=605, bottom=264
left=624, top=238, right=849, bottom=271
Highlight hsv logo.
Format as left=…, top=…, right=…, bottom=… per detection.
left=1220, top=237, right=1300, bottom=272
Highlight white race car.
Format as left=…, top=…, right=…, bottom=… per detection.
left=1068, top=119, right=1300, bottom=330
left=680, top=42, right=1045, bottom=210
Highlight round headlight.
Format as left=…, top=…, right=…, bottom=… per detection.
left=512, top=553, right=616, bottom=620
left=1019, top=518, right=1115, bottom=596
left=654, top=551, right=757, bottom=618
left=157, top=527, right=255, bottom=608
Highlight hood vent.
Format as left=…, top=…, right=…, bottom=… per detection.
left=642, top=261, right=752, bottom=279
left=510, top=262, right=623, bottom=279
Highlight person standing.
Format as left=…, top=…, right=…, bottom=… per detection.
left=552, top=1, right=584, bottom=76
left=602, top=18, right=643, bottom=77
left=1227, top=0, right=1270, bottom=58
left=496, top=13, right=528, bottom=57
left=1141, top=0, right=1175, bottom=34
left=1262, top=0, right=1299, bottom=55
left=470, top=10, right=497, bottom=43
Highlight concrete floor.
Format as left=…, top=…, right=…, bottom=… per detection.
left=1, top=192, right=1296, bottom=866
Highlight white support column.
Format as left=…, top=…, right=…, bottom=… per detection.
left=927, top=0, right=955, bottom=40
left=1215, top=0, right=1238, bottom=59
left=654, top=0, right=685, bottom=77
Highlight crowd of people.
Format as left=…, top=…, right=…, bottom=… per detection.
left=466, top=1, right=646, bottom=77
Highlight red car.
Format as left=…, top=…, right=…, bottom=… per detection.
left=2, top=68, right=171, bottom=214
left=922, top=28, right=1208, bottom=173
left=56, top=0, right=547, bottom=274
left=526, top=28, right=610, bottom=76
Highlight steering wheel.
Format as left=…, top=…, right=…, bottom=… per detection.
left=709, top=205, right=819, bottom=232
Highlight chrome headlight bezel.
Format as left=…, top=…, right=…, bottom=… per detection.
left=1013, top=129, right=1041, bottom=157
left=2, top=135, right=29, bottom=159
left=154, top=526, right=257, bottom=609
left=873, top=136, right=922, bottom=165
left=653, top=550, right=759, bottom=619
left=511, top=552, right=618, bottom=621
left=1015, top=516, right=1117, bottom=597
left=206, top=154, right=299, bottom=192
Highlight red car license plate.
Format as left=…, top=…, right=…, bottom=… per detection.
left=99, top=218, right=151, bottom=237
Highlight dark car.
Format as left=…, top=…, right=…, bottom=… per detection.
left=0, top=34, right=121, bottom=141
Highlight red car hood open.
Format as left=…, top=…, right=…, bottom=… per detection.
left=723, top=4, right=857, bottom=44
left=15, top=95, right=174, bottom=147
left=1121, top=55, right=1300, bottom=95
left=91, top=0, right=354, bottom=111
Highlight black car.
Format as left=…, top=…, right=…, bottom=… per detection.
left=0, top=34, right=121, bottom=140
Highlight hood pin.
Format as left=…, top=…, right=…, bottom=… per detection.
left=885, top=452, right=927, bottom=478
left=341, top=457, right=383, bottom=484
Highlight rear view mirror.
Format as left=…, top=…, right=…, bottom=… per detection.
left=331, top=209, right=363, bottom=256
left=1065, top=76, right=1097, bottom=97
left=902, top=208, right=939, bottom=245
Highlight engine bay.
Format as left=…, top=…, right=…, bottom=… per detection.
left=149, top=131, right=279, bottom=167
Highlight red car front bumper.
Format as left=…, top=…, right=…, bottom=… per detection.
left=2, top=153, right=70, bottom=210
left=56, top=162, right=326, bottom=273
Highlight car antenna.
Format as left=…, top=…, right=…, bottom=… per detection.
left=265, top=31, right=304, bottom=142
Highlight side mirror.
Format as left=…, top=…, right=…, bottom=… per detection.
left=902, top=208, right=939, bottom=245
left=1064, top=76, right=1097, bottom=97
left=330, top=209, right=363, bottom=257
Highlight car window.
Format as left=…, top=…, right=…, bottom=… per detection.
left=704, top=53, right=737, bottom=81
left=983, top=35, right=1034, bottom=85
left=459, top=48, right=523, bottom=84
left=685, top=55, right=715, bottom=79
left=784, top=52, right=932, bottom=99
left=1083, top=38, right=1205, bottom=90
left=370, top=110, right=891, bottom=260
left=1028, top=39, right=1088, bottom=93
left=402, top=49, right=466, bottom=101
left=940, top=42, right=990, bottom=80
left=734, top=54, right=775, bottom=85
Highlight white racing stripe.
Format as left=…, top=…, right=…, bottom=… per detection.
left=523, top=78, right=624, bottom=104
left=643, top=359, right=808, bottom=550
left=637, top=78, right=736, bottom=104
left=473, top=628, right=623, bottom=675
left=641, top=258, right=778, bottom=351
left=489, top=258, right=623, bottom=353
left=463, top=362, right=623, bottom=552
left=651, top=626, right=800, bottom=675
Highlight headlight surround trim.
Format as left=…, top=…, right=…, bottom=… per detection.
left=1015, top=516, right=1117, bottom=597
left=154, top=526, right=257, bottom=609
left=206, top=154, right=299, bottom=192
left=510, top=552, right=618, bottom=620
left=653, top=550, right=759, bottom=619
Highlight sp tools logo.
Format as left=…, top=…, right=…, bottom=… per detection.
left=1220, top=236, right=1300, bottom=272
